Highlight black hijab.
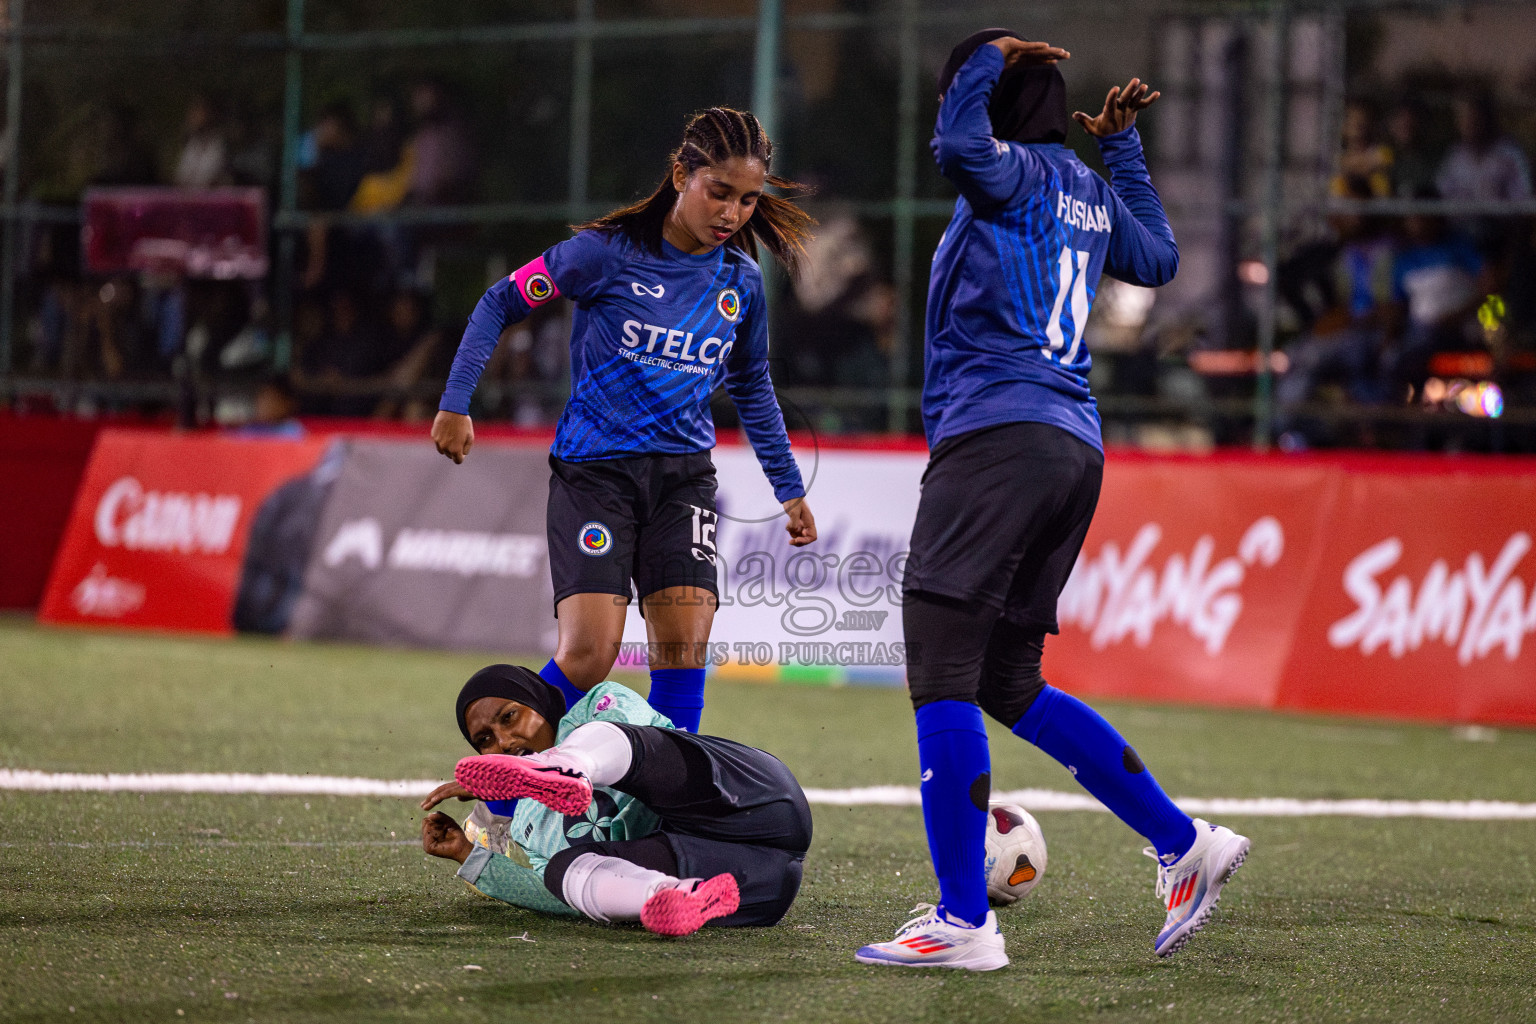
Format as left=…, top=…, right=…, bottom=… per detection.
left=938, top=28, right=1069, bottom=146
left=455, top=664, right=564, bottom=748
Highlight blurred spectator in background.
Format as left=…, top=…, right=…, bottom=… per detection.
left=300, top=289, right=384, bottom=416
left=1383, top=189, right=1490, bottom=397
left=85, top=105, right=158, bottom=189
left=232, top=372, right=306, bottom=439
left=1387, top=99, right=1439, bottom=199
left=1437, top=90, right=1532, bottom=204
left=406, top=79, right=476, bottom=206
left=300, top=102, right=377, bottom=294
left=1277, top=180, right=1397, bottom=447
left=780, top=214, right=896, bottom=430
left=29, top=105, right=156, bottom=379
left=373, top=289, right=447, bottom=421
left=1437, top=89, right=1531, bottom=254
left=289, top=296, right=329, bottom=390
left=171, top=95, right=231, bottom=189
left=227, top=104, right=279, bottom=189
left=350, top=95, right=411, bottom=213
left=303, top=102, right=365, bottom=212
left=362, top=96, right=407, bottom=177
left=1332, top=99, right=1393, bottom=198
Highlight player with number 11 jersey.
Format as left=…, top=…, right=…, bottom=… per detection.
left=859, top=32, right=1248, bottom=971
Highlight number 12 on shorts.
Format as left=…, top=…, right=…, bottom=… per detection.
left=1044, top=246, right=1090, bottom=365
left=690, top=505, right=718, bottom=565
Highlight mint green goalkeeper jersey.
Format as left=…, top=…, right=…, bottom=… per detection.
left=454, top=681, right=672, bottom=916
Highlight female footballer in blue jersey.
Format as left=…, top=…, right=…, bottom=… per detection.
left=856, top=33, right=1249, bottom=971
left=431, top=109, right=817, bottom=733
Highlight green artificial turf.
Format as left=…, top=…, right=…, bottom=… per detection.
left=1, top=618, right=1533, bottom=1023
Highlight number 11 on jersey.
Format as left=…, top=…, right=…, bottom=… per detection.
left=1044, top=246, right=1090, bottom=364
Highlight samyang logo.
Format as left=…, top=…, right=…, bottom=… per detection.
left=716, top=288, right=741, bottom=322
left=1328, top=533, right=1536, bottom=665
left=94, top=477, right=242, bottom=555
left=1057, top=517, right=1285, bottom=656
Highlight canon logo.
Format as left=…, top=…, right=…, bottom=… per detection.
left=94, top=476, right=243, bottom=555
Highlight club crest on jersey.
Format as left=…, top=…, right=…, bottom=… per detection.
left=578, top=521, right=613, bottom=557
left=716, top=288, right=741, bottom=322
left=522, top=272, right=555, bottom=303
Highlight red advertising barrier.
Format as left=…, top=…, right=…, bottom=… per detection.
left=29, top=422, right=1536, bottom=726
left=0, top=415, right=109, bottom=609
left=39, top=431, right=328, bottom=634
left=1046, top=453, right=1536, bottom=726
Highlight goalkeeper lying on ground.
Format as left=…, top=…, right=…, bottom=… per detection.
left=419, top=664, right=812, bottom=936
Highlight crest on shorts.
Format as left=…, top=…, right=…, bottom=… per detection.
left=716, top=287, right=741, bottom=322
left=578, top=521, right=613, bottom=557
left=522, top=272, right=555, bottom=304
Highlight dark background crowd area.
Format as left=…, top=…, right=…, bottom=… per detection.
left=1266, top=81, right=1535, bottom=451
left=2, top=0, right=1535, bottom=452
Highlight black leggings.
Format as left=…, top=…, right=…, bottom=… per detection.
left=904, top=590, right=1050, bottom=727
left=544, top=726, right=812, bottom=927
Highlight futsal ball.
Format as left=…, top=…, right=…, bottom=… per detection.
left=985, top=802, right=1047, bottom=905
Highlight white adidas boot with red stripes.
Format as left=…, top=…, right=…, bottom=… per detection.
left=1148, top=818, right=1251, bottom=957
left=854, top=903, right=1008, bottom=971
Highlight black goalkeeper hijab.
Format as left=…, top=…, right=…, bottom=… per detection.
left=938, top=28, right=1070, bottom=146
left=455, top=664, right=565, bottom=748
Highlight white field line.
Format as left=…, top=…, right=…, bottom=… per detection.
left=3, top=770, right=1536, bottom=820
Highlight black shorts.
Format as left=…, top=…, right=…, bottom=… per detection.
left=546, top=452, right=719, bottom=612
left=903, top=421, right=1103, bottom=633
left=545, top=727, right=812, bottom=927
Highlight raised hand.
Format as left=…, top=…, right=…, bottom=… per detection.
left=1073, top=78, right=1160, bottom=137
left=988, top=37, right=1071, bottom=67
left=420, top=780, right=476, bottom=812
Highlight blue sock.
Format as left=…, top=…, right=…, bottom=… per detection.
left=539, top=659, right=586, bottom=712
left=915, top=700, right=992, bottom=928
left=1014, top=685, right=1196, bottom=861
left=646, top=668, right=706, bottom=732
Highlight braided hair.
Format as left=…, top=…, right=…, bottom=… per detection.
left=577, top=107, right=815, bottom=274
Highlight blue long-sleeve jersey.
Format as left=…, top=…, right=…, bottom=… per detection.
left=440, top=230, right=805, bottom=502
left=924, top=45, right=1179, bottom=451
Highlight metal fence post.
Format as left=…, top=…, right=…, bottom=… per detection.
left=0, top=0, right=25, bottom=376
left=1255, top=0, right=1289, bottom=450
left=889, top=0, right=919, bottom=434
left=568, top=0, right=593, bottom=219
left=274, top=0, right=305, bottom=372
left=752, top=0, right=783, bottom=334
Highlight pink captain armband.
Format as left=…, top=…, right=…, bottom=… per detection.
left=511, top=255, right=561, bottom=307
